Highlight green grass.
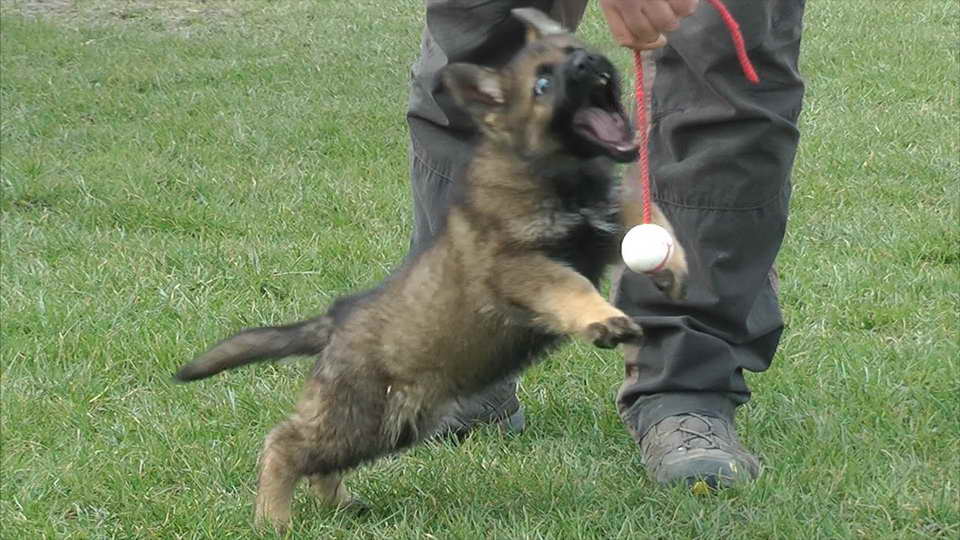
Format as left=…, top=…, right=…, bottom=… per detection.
left=1, top=0, right=957, bottom=538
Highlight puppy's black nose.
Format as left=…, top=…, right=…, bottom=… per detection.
left=569, top=50, right=603, bottom=79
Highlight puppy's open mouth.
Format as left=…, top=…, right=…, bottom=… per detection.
left=571, top=76, right=637, bottom=162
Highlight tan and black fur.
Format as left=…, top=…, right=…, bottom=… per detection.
left=174, top=8, right=687, bottom=530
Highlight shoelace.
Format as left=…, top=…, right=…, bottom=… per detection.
left=675, top=413, right=723, bottom=451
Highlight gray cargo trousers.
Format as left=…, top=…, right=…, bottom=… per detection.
left=407, top=0, right=805, bottom=441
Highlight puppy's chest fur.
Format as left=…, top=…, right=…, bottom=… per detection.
left=524, top=172, right=623, bottom=281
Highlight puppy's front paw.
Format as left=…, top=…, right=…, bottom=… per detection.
left=585, top=316, right=643, bottom=349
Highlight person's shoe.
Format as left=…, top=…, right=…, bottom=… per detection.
left=434, top=378, right=525, bottom=440
left=639, top=413, right=760, bottom=492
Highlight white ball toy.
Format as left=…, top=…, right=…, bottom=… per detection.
left=621, top=223, right=674, bottom=274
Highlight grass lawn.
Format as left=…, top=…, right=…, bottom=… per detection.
left=1, top=0, right=957, bottom=538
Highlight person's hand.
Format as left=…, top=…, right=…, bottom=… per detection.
left=598, top=0, right=699, bottom=50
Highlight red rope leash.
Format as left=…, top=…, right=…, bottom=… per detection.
left=707, top=0, right=759, bottom=84
left=633, top=51, right=654, bottom=224
left=633, top=0, right=759, bottom=224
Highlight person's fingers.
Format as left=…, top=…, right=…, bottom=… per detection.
left=636, top=34, right=667, bottom=50
left=599, top=2, right=640, bottom=48
left=598, top=0, right=688, bottom=51
left=641, top=0, right=681, bottom=33
left=668, top=0, right=700, bottom=18
left=615, top=2, right=661, bottom=45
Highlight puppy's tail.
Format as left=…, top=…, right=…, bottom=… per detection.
left=173, top=315, right=334, bottom=382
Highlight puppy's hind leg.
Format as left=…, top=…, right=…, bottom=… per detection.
left=254, top=420, right=306, bottom=531
left=256, top=376, right=384, bottom=528
left=308, top=472, right=369, bottom=514
left=305, top=382, right=429, bottom=515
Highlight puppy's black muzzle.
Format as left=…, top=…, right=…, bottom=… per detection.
left=562, top=50, right=615, bottom=100
left=555, top=49, right=636, bottom=162
left=568, top=50, right=609, bottom=83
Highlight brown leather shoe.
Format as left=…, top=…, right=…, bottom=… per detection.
left=640, top=413, right=760, bottom=492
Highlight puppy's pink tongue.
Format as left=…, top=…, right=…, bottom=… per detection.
left=574, top=107, right=635, bottom=150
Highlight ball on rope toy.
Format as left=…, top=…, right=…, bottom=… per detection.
left=621, top=223, right=674, bottom=274
left=621, top=0, right=754, bottom=277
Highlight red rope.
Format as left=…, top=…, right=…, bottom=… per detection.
left=633, top=0, right=759, bottom=224
left=706, top=0, right=759, bottom=84
left=633, top=51, right=653, bottom=224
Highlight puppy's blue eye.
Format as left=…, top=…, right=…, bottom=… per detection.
left=533, top=77, right=552, bottom=96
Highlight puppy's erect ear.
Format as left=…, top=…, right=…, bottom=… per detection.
left=440, top=63, right=506, bottom=117
left=511, top=8, right=565, bottom=42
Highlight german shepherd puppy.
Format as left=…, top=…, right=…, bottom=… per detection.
left=174, top=8, right=687, bottom=530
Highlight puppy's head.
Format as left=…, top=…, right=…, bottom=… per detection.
left=440, top=8, right=637, bottom=163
